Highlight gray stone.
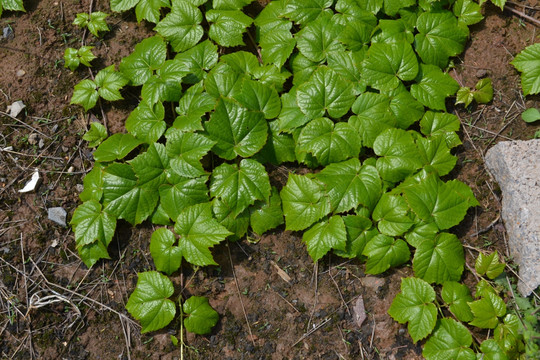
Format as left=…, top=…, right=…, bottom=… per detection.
left=48, top=207, right=67, bottom=227
left=485, top=140, right=540, bottom=296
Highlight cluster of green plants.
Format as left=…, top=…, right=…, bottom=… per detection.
left=57, top=0, right=537, bottom=356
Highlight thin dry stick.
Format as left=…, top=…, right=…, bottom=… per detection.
left=272, top=289, right=300, bottom=313
left=328, top=268, right=351, bottom=316
left=19, top=235, right=35, bottom=360
left=226, top=242, right=256, bottom=347
left=0, top=111, right=51, bottom=139
left=505, top=5, right=540, bottom=27
left=292, top=317, right=331, bottom=347
left=28, top=258, right=140, bottom=328
left=119, top=314, right=132, bottom=360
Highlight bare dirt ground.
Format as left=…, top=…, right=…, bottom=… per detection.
left=0, top=1, right=539, bottom=359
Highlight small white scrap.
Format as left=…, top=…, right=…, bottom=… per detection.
left=19, top=169, right=39, bottom=193
left=353, top=295, right=367, bottom=328
left=7, top=100, right=25, bottom=118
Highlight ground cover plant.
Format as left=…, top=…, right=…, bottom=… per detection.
left=65, top=0, right=540, bottom=357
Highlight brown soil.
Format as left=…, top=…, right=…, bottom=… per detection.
left=0, top=1, right=539, bottom=359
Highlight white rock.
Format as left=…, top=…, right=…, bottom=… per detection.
left=8, top=100, right=25, bottom=118
left=485, top=140, right=540, bottom=296
left=48, top=207, right=67, bottom=227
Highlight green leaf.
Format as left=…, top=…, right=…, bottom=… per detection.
left=456, top=87, right=474, bottom=107
left=126, top=271, right=176, bottom=333
left=183, top=296, right=219, bottom=335
left=259, top=29, right=296, bottom=69
left=210, top=159, right=271, bottom=218
left=119, top=36, right=167, bottom=85
left=126, top=101, right=166, bottom=144
left=479, top=339, right=509, bottom=360
left=281, top=174, right=331, bottom=231
left=174, top=40, right=219, bottom=84
left=317, top=159, right=382, bottom=213
left=521, top=108, right=540, bottom=123
left=250, top=186, right=284, bottom=235
left=296, top=117, right=361, bottom=166
left=213, top=0, right=253, bottom=10
left=388, top=87, right=425, bottom=129
left=166, top=130, right=215, bottom=178
left=295, top=14, right=344, bottom=62
left=174, top=203, right=232, bottom=266
left=388, top=277, right=437, bottom=343
left=78, top=241, right=110, bottom=268
left=350, top=92, right=397, bottom=147
left=493, top=314, right=523, bottom=357
left=291, top=53, right=321, bottom=86
left=80, top=165, right=104, bottom=202
left=83, top=122, right=107, bottom=147
left=403, top=173, right=478, bottom=230
left=490, top=0, right=507, bottom=11
left=150, top=228, right=182, bottom=275
left=327, top=49, right=367, bottom=94
left=419, top=111, right=462, bottom=148
left=204, top=64, right=245, bottom=99
left=453, top=0, right=483, bottom=25
left=371, top=19, right=414, bottom=44
left=206, top=9, right=253, bottom=47
left=71, top=200, right=116, bottom=248
left=234, top=79, right=281, bottom=119
left=0, top=0, right=25, bottom=15
left=363, top=234, right=410, bottom=274
left=283, top=0, right=333, bottom=25
left=414, top=10, right=469, bottom=68
left=278, top=89, right=311, bottom=133
left=212, top=198, right=250, bottom=240
left=70, top=79, right=98, bottom=111
left=254, top=120, right=296, bottom=165
left=423, top=318, right=475, bottom=360
left=372, top=193, right=414, bottom=236
left=64, top=48, right=81, bottom=71
left=404, top=220, right=438, bottom=248
left=473, top=78, right=493, bottom=104
left=221, top=51, right=260, bottom=78
left=411, top=64, right=460, bottom=111
left=205, top=99, right=268, bottom=160
left=475, top=251, right=505, bottom=279
left=413, top=233, right=464, bottom=284
left=73, top=12, right=109, bottom=37
left=383, top=0, right=415, bottom=16
left=469, top=291, right=507, bottom=329
left=334, top=215, right=378, bottom=258
left=95, top=65, right=129, bottom=102
left=416, top=135, right=457, bottom=176
left=373, top=128, right=422, bottom=183
left=296, top=66, right=356, bottom=119
left=173, top=82, right=215, bottom=132
left=511, top=42, right=540, bottom=95
left=93, top=133, right=143, bottom=162
left=130, top=143, right=169, bottom=189
left=441, top=281, right=474, bottom=322
left=154, top=0, right=204, bottom=53
left=102, top=163, right=159, bottom=225
left=159, top=174, right=209, bottom=220
left=303, top=215, right=347, bottom=262
left=362, top=41, right=418, bottom=91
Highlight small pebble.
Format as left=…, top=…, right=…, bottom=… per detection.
left=48, top=207, right=67, bottom=227
left=28, top=133, right=39, bottom=145
left=16, top=69, right=26, bottom=77
left=476, top=69, right=488, bottom=78
left=3, top=26, right=14, bottom=40
left=38, top=138, right=44, bottom=148
left=76, top=184, right=84, bottom=193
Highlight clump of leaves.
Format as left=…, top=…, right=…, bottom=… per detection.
left=64, top=46, right=96, bottom=71
left=390, top=251, right=537, bottom=359
left=511, top=42, right=540, bottom=96
left=456, top=78, right=493, bottom=107
left=68, top=0, right=533, bottom=354
left=73, top=11, right=109, bottom=37
left=0, top=0, right=25, bottom=18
